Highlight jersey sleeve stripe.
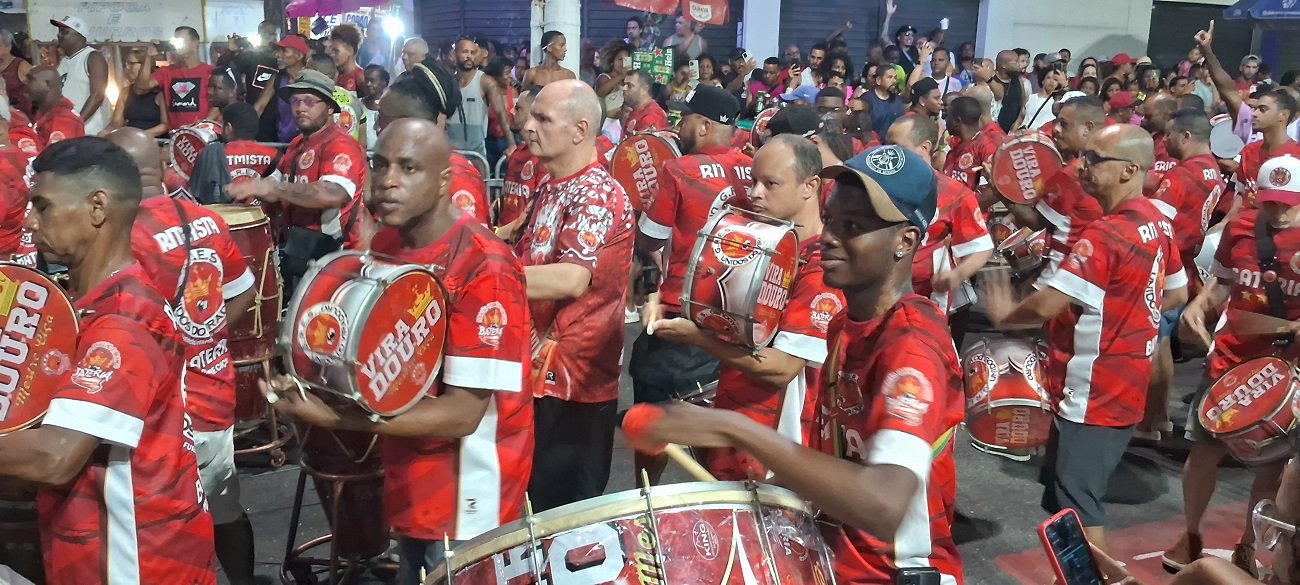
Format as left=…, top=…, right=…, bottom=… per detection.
left=223, top=268, right=255, bottom=300
left=319, top=175, right=358, bottom=198
left=950, top=235, right=994, bottom=258
left=865, top=428, right=932, bottom=484
left=637, top=215, right=671, bottom=240
left=1212, top=261, right=1234, bottom=281
left=1150, top=198, right=1178, bottom=220
left=442, top=356, right=525, bottom=392
left=1166, top=266, right=1190, bottom=291
left=771, top=331, right=830, bottom=365
left=43, top=398, right=145, bottom=448
left=1045, top=269, right=1106, bottom=310
left=1035, top=199, right=1070, bottom=232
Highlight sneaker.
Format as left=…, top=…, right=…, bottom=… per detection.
left=1161, top=532, right=1203, bottom=574
left=1232, top=542, right=1258, bottom=578
left=1132, top=429, right=1162, bottom=443
left=625, top=308, right=641, bottom=324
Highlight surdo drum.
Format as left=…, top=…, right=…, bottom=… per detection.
left=169, top=120, right=223, bottom=181
left=962, top=337, right=1053, bottom=460
left=1199, top=357, right=1300, bottom=465
left=750, top=108, right=779, bottom=148
left=990, top=130, right=1064, bottom=205
left=428, top=482, right=835, bottom=585
left=683, top=206, right=799, bottom=349
left=609, top=132, right=681, bottom=212
left=0, top=264, right=78, bottom=435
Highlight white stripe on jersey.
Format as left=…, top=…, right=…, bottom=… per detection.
left=1061, top=306, right=1104, bottom=424
left=455, top=398, right=503, bottom=541
left=106, top=444, right=142, bottom=585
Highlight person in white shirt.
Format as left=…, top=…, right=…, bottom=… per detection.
left=1025, top=68, right=1068, bottom=130
left=50, top=16, right=110, bottom=135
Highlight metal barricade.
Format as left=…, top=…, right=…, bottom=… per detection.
left=454, top=149, right=498, bottom=225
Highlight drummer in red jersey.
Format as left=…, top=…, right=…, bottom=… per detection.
left=497, top=86, right=542, bottom=239
left=1159, top=155, right=1300, bottom=575
left=106, top=126, right=260, bottom=585
left=629, top=145, right=965, bottom=584
left=26, top=66, right=84, bottom=147
left=649, top=135, right=843, bottom=481
left=0, top=137, right=216, bottom=583
left=943, top=95, right=1003, bottom=194
left=887, top=114, right=992, bottom=348
left=221, top=103, right=282, bottom=183
left=514, top=80, right=635, bottom=511
left=263, top=118, right=532, bottom=585
left=1142, top=93, right=1181, bottom=192
left=632, top=84, right=753, bottom=485
left=1233, top=89, right=1300, bottom=211
left=621, top=69, right=668, bottom=135
left=983, top=124, right=1189, bottom=554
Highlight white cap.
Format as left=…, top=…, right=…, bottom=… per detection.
left=50, top=16, right=89, bottom=39
left=1256, top=155, right=1300, bottom=206
left=1060, top=91, right=1087, bottom=103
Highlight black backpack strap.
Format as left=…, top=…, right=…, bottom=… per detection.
left=1254, top=217, right=1292, bottom=348
left=168, top=198, right=193, bottom=308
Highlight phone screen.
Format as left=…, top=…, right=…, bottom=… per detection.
left=1040, top=511, right=1105, bottom=585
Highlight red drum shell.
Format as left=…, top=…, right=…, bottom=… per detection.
left=751, top=108, right=779, bottom=148
left=169, top=121, right=222, bottom=181
left=991, top=130, right=1064, bottom=204
left=609, top=132, right=681, bottom=212
left=1202, top=357, right=1300, bottom=465
left=208, top=204, right=281, bottom=365
left=0, top=264, right=78, bottom=435
left=997, top=228, right=1050, bottom=276
left=962, top=337, right=1053, bottom=453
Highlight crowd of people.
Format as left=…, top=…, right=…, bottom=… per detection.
left=0, top=5, right=1300, bottom=585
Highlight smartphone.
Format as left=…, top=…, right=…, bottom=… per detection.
left=1038, top=509, right=1106, bottom=585
left=742, top=51, right=752, bottom=62
left=689, top=59, right=700, bottom=79
left=622, top=55, right=632, bottom=68
left=896, top=567, right=941, bottom=585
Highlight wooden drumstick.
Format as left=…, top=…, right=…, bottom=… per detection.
left=665, top=443, right=718, bottom=482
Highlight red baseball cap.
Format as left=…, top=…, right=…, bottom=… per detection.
left=1111, top=53, right=1135, bottom=66
left=1256, top=155, right=1300, bottom=206
left=273, top=35, right=309, bottom=56
left=1108, top=91, right=1136, bottom=110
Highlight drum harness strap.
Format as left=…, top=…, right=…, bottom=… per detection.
left=169, top=198, right=194, bottom=309
left=1254, top=218, right=1292, bottom=349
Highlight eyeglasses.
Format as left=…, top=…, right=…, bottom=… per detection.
left=289, top=96, right=326, bottom=108
left=1080, top=149, right=1133, bottom=167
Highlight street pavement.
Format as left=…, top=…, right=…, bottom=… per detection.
left=226, top=324, right=1267, bottom=584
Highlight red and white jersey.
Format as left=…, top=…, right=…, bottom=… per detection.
left=638, top=146, right=753, bottom=311
left=1035, top=160, right=1104, bottom=282
left=514, top=162, right=635, bottom=403
left=498, top=146, right=541, bottom=228
left=1041, top=197, right=1187, bottom=427
left=622, top=100, right=669, bottom=136
left=371, top=215, right=533, bottom=541
left=1151, top=153, right=1224, bottom=279
left=0, top=148, right=29, bottom=261
left=450, top=152, right=490, bottom=227
left=1205, top=211, right=1300, bottom=379
left=225, top=140, right=282, bottom=183
left=131, top=197, right=254, bottom=432
left=38, top=264, right=216, bottom=585
left=1234, top=140, right=1300, bottom=209
left=942, top=122, right=1004, bottom=191
left=276, top=123, right=367, bottom=248
left=912, top=172, right=993, bottom=312
left=1150, top=133, right=1179, bottom=181
left=815, top=295, right=964, bottom=585
left=33, top=97, right=85, bottom=148
left=10, top=108, right=41, bottom=167
left=707, top=239, right=844, bottom=481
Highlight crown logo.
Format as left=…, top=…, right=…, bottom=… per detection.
left=85, top=352, right=112, bottom=368
left=409, top=286, right=435, bottom=319
left=0, top=272, right=17, bottom=319
left=183, top=277, right=211, bottom=304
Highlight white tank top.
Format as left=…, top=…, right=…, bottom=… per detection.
left=57, top=46, right=110, bottom=135
left=447, top=70, right=488, bottom=156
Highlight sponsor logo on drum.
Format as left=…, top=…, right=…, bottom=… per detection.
left=965, top=353, right=999, bottom=407
left=629, top=138, right=661, bottom=198
left=359, top=286, right=443, bottom=403
left=883, top=367, right=932, bottom=426
left=41, top=350, right=70, bottom=377
left=1204, top=360, right=1286, bottom=429
left=0, top=277, right=55, bottom=417
left=174, top=134, right=203, bottom=167
left=71, top=341, right=122, bottom=394
left=809, top=292, right=841, bottom=333
left=300, top=303, right=349, bottom=365
left=477, top=302, right=507, bottom=348
left=691, top=520, right=719, bottom=560
left=711, top=225, right=761, bottom=266
left=755, top=260, right=792, bottom=311
left=994, top=406, right=1037, bottom=447
left=1008, top=145, right=1042, bottom=198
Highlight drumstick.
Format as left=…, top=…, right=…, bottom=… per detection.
left=622, top=404, right=718, bottom=482
left=665, top=443, right=718, bottom=482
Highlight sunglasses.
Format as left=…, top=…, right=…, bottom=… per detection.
left=1080, top=149, right=1133, bottom=167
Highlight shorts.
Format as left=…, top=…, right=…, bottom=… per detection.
left=194, top=426, right=244, bottom=525
left=1039, top=416, right=1134, bottom=527
left=628, top=328, right=721, bottom=404
left=1158, top=306, right=1185, bottom=340
left=1184, top=377, right=1221, bottom=445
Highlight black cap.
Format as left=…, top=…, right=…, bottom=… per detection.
left=728, top=48, right=747, bottom=61
left=910, top=77, right=939, bottom=99
left=767, top=104, right=821, bottom=138
left=667, top=85, right=742, bottom=125
left=896, top=25, right=917, bottom=36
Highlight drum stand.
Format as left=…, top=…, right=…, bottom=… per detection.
left=233, top=359, right=294, bottom=467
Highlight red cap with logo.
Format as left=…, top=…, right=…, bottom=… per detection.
left=1257, top=155, right=1300, bottom=206
left=1111, top=53, right=1135, bottom=66
left=273, top=35, right=310, bottom=56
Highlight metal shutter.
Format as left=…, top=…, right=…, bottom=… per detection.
left=777, top=0, right=979, bottom=64
left=1147, top=2, right=1253, bottom=71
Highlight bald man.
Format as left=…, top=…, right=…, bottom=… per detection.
left=514, top=79, right=635, bottom=511
left=984, top=124, right=1188, bottom=554
left=401, top=38, right=429, bottom=72
left=265, top=118, right=533, bottom=585
left=27, top=65, right=84, bottom=147
left=104, top=127, right=260, bottom=583
left=1143, top=93, right=1182, bottom=186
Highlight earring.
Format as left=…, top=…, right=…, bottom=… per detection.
left=893, top=250, right=905, bottom=260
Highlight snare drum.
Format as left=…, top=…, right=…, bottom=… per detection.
left=609, top=132, right=681, bottom=212
left=429, top=482, right=835, bottom=584
left=170, top=120, right=223, bottom=181
left=683, top=206, right=799, bottom=349
left=997, top=228, right=1050, bottom=277
left=1200, top=357, right=1300, bottom=465
left=208, top=204, right=281, bottom=365
left=281, top=250, right=450, bottom=417
left=751, top=107, right=779, bottom=148
left=991, top=130, right=1064, bottom=204
left=962, top=337, right=1053, bottom=459
left=0, top=264, right=78, bottom=435
left=1210, top=114, right=1245, bottom=160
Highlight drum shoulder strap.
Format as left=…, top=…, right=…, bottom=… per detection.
left=168, top=198, right=193, bottom=309
left=1254, top=217, right=1292, bottom=347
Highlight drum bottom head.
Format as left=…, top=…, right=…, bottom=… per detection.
left=966, top=404, right=1053, bottom=452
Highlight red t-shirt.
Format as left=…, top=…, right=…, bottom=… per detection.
left=1035, top=160, right=1104, bottom=280
left=276, top=123, right=367, bottom=247
left=622, top=100, right=669, bottom=136
left=1040, top=197, right=1187, bottom=427
left=450, top=152, right=490, bottom=227
left=1206, top=211, right=1300, bottom=379
left=38, top=264, right=216, bottom=584
left=371, top=216, right=533, bottom=540
left=814, top=295, right=964, bottom=584
left=225, top=140, right=282, bottom=183
left=707, top=239, right=844, bottom=480
left=1234, top=140, right=1300, bottom=209
left=1146, top=134, right=1179, bottom=195
left=0, top=148, right=29, bottom=260
left=596, top=134, right=617, bottom=165
left=942, top=122, right=1004, bottom=191
left=499, top=146, right=541, bottom=228
left=513, top=162, right=635, bottom=403
left=131, top=197, right=254, bottom=431
left=335, top=66, right=366, bottom=97
left=33, top=97, right=85, bottom=147
left=1151, top=153, right=1224, bottom=269
left=638, top=146, right=754, bottom=310
left=10, top=108, right=40, bottom=163
left=912, top=172, right=992, bottom=313
left=153, top=63, right=216, bottom=129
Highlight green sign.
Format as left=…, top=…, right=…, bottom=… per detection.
left=632, top=48, right=674, bottom=86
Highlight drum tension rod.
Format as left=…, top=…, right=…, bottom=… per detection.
left=443, top=534, right=454, bottom=585
left=523, top=493, right=545, bottom=584
left=748, top=480, right=783, bottom=585
left=639, top=469, right=669, bottom=585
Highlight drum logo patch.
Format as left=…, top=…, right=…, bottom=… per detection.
left=691, top=520, right=719, bottom=560
left=300, top=303, right=348, bottom=365
left=71, top=341, right=121, bottom=394
left=883, top=367, right=933, bottom=426
left=41, top=350, right=70, bottom=377
left=809, top=293, right=842, bottom=333
left=476, top=302, right=507, bottom=348
left=964, top=353, right=998, bottom=407
left=1203, top=360, right=1286, bottom=429
left=712, top=226, right=761, bottom=266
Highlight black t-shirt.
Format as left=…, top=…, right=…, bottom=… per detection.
left=234, top=48, right=278, bottom=104
left=865, top=91, right=905, bottom=138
